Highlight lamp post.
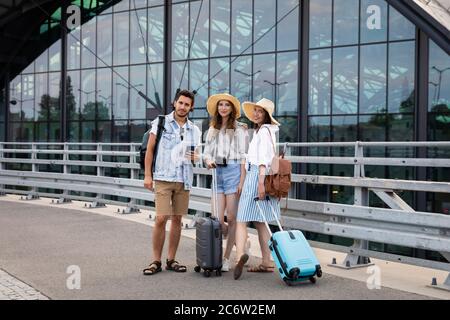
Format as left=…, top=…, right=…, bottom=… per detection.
left=263, top=80, right=288, bottom=102
left=234, top=69, right=261, bottom=100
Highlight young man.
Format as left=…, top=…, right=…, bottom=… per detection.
left=142, top=89, right=201, bottom=276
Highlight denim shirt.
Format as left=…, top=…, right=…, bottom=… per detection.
left=151, top=112, right=201, bottom=190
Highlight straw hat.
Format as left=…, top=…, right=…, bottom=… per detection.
left=242, top=98, right=280, bottom=126
left=206, top=93, right=241, bottom=118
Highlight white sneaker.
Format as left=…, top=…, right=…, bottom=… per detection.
left=222, top=258, right=230, bottom=272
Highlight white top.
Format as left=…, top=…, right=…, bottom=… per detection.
left=246, top=124, right=279, bottom=169
left=203, top=122, right=248, bottom=164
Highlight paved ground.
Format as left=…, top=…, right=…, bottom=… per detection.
left=0, top=200, right=436, bottom=300
left=0, top=269, right=49, bottom=300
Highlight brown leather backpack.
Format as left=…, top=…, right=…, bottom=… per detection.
left=263, top=128, right=292, bottom=199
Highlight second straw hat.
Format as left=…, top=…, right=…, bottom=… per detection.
left=242, top=98, right=280, bottom=126
left=206, top=93, right=241, bottom=118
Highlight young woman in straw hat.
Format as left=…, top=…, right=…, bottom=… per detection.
left=233, top=98, right=281, bottom=280
left=203, top=93, right=249, bottom=272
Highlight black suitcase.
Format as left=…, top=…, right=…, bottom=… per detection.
left=194, top=169, right=223, bottom=277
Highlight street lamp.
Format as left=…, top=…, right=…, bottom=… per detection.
left=263, top=80, right=288, bottom=102
left=431, top=66, right=450, bottom=101
left=234, top=69, right=261, bottom=100
left=78, top=89, right=101, bottom=103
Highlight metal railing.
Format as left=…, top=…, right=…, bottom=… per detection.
left=0, top=141, right=449, bottom=289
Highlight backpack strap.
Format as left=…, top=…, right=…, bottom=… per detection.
left=151, top=115, right=166, bottom=174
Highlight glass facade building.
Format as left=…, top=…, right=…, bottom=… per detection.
left=0, top=1, right=449, bottom=234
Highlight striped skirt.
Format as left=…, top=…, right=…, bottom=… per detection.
left=237, top=165, right=281, bottom=223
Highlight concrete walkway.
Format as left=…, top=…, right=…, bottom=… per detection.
left=0, top=196, right=446, bottom=300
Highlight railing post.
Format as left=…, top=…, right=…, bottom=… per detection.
left=85, top=143, right=106, bottom=208
left=329, top=141, right=374, bottom=269
left=53, top=143, right=72, bottom=204
left=0, top=142, right=5, bottom=196
left=22, top=143, right=39, bottom=200
left=120, top=144, right=140, bottom=214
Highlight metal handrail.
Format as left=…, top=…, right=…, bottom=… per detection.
left=0, top=141, right=449, bottom=278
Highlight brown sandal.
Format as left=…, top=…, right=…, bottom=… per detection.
left=233, top=254, right=249, bottom=280
left=143, top=261, right=162, bottom=276
left=165, top=259, right=187, bottom=272
left=247, top=264, right=275, bottom=273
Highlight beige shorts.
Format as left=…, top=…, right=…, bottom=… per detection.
left=154, top=181, right=190, bottom=216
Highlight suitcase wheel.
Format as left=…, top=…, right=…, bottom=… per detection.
left=204, top=270, right=211, bottom=277
left=309, top=277, right=316, bottom=284
left=283, top=278, right=293, bottom=286
left=316, top=265, right=323, bottom=278
left=194, top=266, right=201, bottom=273
left=215, top=270, right=222, bottom=277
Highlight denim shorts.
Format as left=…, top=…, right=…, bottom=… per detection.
left=215, top=161, right=241, bottom=195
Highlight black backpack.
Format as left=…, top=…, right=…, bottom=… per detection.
left=139, top=115, right=166, bottom=172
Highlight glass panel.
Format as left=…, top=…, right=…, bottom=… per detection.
left=210, top=58, right=230, bottom=95
left=97, top=68, right=112, bottom=120
left=37, top=122, right=48, bottom=142
left=113, top=66, right=129, bottom=120
left=277, top=0, right=299, bottom=51
left=428, top=41, right=450, bottom=112
left=113, top=11, right=129, bottom=66
left=331, top=115, right=357, bottom=156
left=333, top=46, right=358, bottom=115
left=22, top=61, right=34, bottom=74
left=232, top=0, right=252, bottom=55
left=190, top=0, right=209, bottom=59
left=0, top=122, right=4, bottom=141
left=278, top=117, right=298, bottom=142
left=67, top=27, right=81, bottom=70
left=130, top=8, right=147, bottom=65
left=49, top=72, right=60, bottom=121
left=148, top=0, right=163, bottom=6
left=388, top=114, right=413, bottom=141
left=113, top=120, right=129, bottom=142
left=67, top=71, right=80, bottom=120
left=308, top=116, right=330, bottom=156
left=253, top=54, right=275, bottom=102
left=22, top=74, right=34, bottom=121
left=171, top=61, right=189, bottom=101
left=97, top=121, right=111, bottom=142
left=388, top=41, right=415, bottom=113
left=9, top=75, right=21, bottom=121
left=147, top=63, right=164, bottom=116
left=36, top=49, right=49, bottom=73
left=80, top=69, right=96, bottom=120
left=49, top=122, right=60, bottom=142
left=276, top=52, right=298, bottom=116
left=130, top=64, right=147, bottom=119
left=68, top=121, right=80, bottom=142
left=309, top=49, right=331, bottom=115
left=131, top=0, right=147, bottom=9
left=189, top=59, right=208, bottom=117
left=360, top=44, right=387, bottom=114
left=231, top=55, right=252, bottom=102
left=22, top=122, right=34, bottom=142
left=8, top=122, right=21, bottom=142
left=35, top=73, right=48, bottom=121
left=361, top=0, right=387, bottom=44
left=49, top=40, right=61, bottom=71
left=80, top=121, right=95, bottom=142
left=130, top=119, right=146, bottom=142
left=82, top=17, right=96, bottom=69
left=389, top=6, right=415, bottom=41
left=210, top=0, right=230, bottom=57
left=309, top=0, right=332, bottom=48
left=97, top=14, right=112, bottom=67
left=114, top=0, right=129, bottom=12
left=172, top=3, right=189, bottom=60
left=254, top=0, right=275, bottom=53
left=359, top=114, right=386, bottom=141
left=333, top=0, right=359, bottom=46
left=148, top=6, right=164, bottom=62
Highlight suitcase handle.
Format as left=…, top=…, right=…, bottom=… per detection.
left=253, top=197, right=283, bottom=235
left=211, top=168, right=219, bottom=219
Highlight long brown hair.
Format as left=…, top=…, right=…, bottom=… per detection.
left=210, top=100, right=237, bottom=130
